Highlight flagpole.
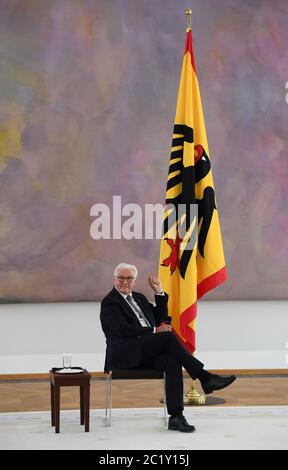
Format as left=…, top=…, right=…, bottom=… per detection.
left=178, top=7, right=205, bottom=407
left=181, top=8, right=205, bottom=406
left=181, top=8, right=225, bottom=406
left=185, top=8, right=192, bottom=31
left=159, top=8, right=227, bottom=406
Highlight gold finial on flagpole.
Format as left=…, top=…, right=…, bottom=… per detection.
left=185, top=8, right=192, bottom=31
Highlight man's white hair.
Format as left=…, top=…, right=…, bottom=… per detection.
left=114, top=263, right=138, bottom=279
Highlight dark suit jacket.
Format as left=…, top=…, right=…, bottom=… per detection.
left=100, top=287, right=169, bottom=372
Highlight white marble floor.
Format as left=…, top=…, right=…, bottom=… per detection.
left=0, top=406, right=287, bottom=450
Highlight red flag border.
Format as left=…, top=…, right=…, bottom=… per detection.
left=184, top=29, right=197, bottom=74
left=174, top=266, right=228, bottom=352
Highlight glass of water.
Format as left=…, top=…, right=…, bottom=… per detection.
left=62, top=353, right=72, bottom=369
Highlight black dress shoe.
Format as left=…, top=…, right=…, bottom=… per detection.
left=202, top=374, right=236, bottom=395
left=168, top=415, right=195, bottom=433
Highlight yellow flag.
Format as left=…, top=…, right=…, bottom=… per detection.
left=158, top=26, right=227, bottom=352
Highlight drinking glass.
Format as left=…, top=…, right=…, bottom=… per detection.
left=62, top=353, right=72, bottom=369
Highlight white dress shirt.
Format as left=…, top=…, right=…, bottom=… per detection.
left=116, top=288, right=164, bottom=332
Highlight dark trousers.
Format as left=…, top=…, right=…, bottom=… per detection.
left=140, top=331, right=204, bottom=415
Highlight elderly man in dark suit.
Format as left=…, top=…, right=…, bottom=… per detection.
left=100, top=262, right=236, bottom=432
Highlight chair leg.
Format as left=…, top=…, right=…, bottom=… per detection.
left=163, top=373, right=168, bottom=428
left=108, top=373, right=112, bottom=427
left=105, top=372, right=112, bottom=427
left=105, top=374, right=108, bottom=422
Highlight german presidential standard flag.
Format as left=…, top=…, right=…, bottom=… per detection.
left=158, top=26, right=227, bottom=352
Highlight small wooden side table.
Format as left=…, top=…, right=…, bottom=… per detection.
left=49, top=369, right=91, bottom=433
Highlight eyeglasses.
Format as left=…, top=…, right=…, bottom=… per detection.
left=116, top=276, right=135, bottom=283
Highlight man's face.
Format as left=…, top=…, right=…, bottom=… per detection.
left=114, top=269, right=136, bottom=295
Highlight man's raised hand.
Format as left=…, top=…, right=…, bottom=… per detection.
left=148, top=276, right=163, bottom=294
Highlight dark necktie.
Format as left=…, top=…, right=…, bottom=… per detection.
left=126, top=294, right=151, bottom=327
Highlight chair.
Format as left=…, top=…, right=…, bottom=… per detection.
left=105, top=367, right=168, bottom=427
